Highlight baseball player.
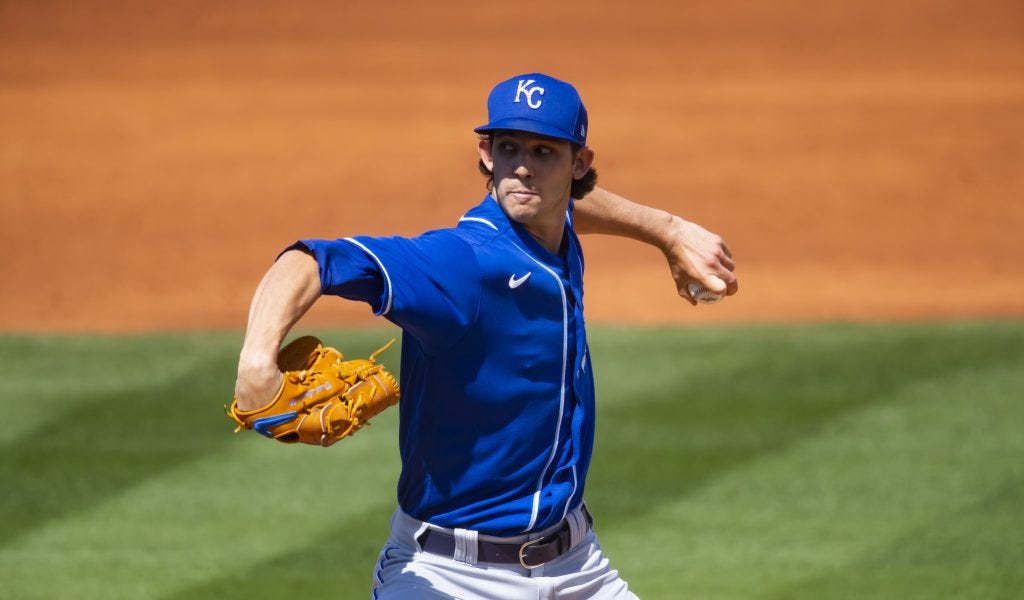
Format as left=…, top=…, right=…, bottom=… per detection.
left=234, top=72, right=736, bottom=599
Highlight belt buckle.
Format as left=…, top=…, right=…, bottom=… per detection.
left=518, top=536, right=550, bottom=570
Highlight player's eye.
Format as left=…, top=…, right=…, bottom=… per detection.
left=498, top=142, right=517, bottom=154
left=535, top=146, right=553, bottom=157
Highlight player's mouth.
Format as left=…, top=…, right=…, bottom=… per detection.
left=508, top=188, right=538, bottom=199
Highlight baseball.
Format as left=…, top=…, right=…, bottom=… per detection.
left=687, top=280, right=725, bottom=304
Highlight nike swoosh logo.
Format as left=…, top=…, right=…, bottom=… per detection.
left=508, top=272, right=531, bottom=289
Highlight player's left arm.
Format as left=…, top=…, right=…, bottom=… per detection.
left=573, top=186, right=738, bottom=306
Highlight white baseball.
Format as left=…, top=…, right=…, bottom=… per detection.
left=687, top=280, right=725, bottom=304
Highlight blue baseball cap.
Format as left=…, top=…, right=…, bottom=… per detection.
left=474, top=73, right=588, bottom=146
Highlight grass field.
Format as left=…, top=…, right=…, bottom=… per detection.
left=1, top=321, right=1022, bottom=599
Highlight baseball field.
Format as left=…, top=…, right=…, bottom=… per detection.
left=2, top=1, right=1023, bottom=599
left=2, top=322, right=1023, bottom=599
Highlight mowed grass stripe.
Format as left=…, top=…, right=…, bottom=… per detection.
left=0, top=327, right=403, bottom=600
left=586, top=321, right=1023, bottom=524
left=158, top=502, right=398, bottom=600
left=0, top=406, right=401, bottom=600
left=592, top=326, right=1024, bottom=599
left=0, top=321, right=1021, bottom=599
left=0, top=332, right=246, bottom=545
left=767, top=474, right=1024, bottom=600
left=760, top=366, right=1024, bottom=600
left=0, top=333, right=244, bottom=445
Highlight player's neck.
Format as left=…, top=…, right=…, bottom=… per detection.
left=523, top=219, right=567, bottom=255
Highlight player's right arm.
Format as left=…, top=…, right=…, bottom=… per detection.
left=234, top=249, right=322, bottom=412
left=573, top=186, right=738, bottom=305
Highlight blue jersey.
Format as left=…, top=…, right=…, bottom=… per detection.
left=296, top=195, right=595, bottom=536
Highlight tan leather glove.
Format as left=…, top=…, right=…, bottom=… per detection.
left=227, top=336, right=400, bottom=447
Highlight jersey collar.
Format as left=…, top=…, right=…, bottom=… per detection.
left=461, top=195, right=574, bottom=270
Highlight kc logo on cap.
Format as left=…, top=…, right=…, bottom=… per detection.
left=514, top=79, right=545, bottom=109
left=474, top=72, right=589, bottom=146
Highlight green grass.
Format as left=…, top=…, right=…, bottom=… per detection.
left=1, top=321, right=1021, bottom=599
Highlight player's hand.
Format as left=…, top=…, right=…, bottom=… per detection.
left=661, top=216, right=738, bottom=306
left=234, top=352, right=282, bottom=412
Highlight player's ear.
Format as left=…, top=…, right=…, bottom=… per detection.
left=478, top=138, right=495, bottom=172
left=572, top=147, right=594, bottom=180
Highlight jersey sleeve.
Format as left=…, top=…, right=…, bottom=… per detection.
left=295, top=231, right=481, bottom=353
left=283, top=240, right=385, bottom=307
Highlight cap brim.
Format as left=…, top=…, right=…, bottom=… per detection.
left=474, top=118, right=581, bottom=145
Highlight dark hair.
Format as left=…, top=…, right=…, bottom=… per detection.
left=477, top=133, right=598, bottom=199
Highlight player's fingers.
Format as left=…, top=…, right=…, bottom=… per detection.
left=701, top=274, right=728, bottom=294
left=713, top=245, right=737, bottom=295
left=697, top=268, right=739, bottom=297
left=709, top=267, right=738, bottom=296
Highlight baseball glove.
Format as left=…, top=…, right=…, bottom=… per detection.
left=226, top=336, right=400, bottom=447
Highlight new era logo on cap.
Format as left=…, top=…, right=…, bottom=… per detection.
left=474, top=73, right=588, bottom=145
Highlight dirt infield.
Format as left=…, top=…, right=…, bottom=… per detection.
left=2, top=1, right=1022, bottom=331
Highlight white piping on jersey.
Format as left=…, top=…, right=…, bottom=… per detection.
left=509, top=240, right=573, bottom=533
left=343, top=237, right=394, bottom=316
left=459, top=216, right=499, bottom=231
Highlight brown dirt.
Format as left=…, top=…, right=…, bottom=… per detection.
left=2, top=1, right=1022, bottom=332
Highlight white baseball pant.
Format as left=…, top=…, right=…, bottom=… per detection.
left=371, top=506, right=639, bottom=599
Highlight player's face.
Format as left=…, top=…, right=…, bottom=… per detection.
left=479, top=131, right=593, bottom=229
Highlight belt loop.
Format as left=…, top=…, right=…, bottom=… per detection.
left=452, top=528, right=479, bottom=565
left=412, top=520, right=431, bottom=552
left=566, top=506, right=587, bottom=549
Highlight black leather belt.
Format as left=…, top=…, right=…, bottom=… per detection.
left=416, top=507, right=593, bottom=569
